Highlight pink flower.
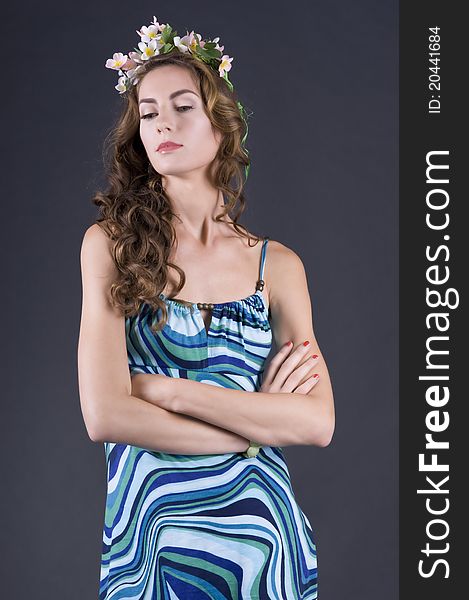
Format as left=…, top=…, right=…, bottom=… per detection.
left=122, top=58, right=138, bottom=71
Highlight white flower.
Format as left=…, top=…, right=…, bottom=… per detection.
left=211, top=37, right=225, bottom=53
left=128, top=51, right=144, bottom=65
left=138, top=40, right=160, bottom=61
left=150, top=16, right=167, bottom=32
left=126, top=65, right=141, bottom=80
left=174, top=30, right=201, bottom=54
left=115, top=75, right=128, bottom=93
left=188, top=31, right=202, bottom=52
left=136, top=24, right=160, bottom=43
left=105, top=52, right=129, bottom=70
left=173, top=35, right=190, bottom=53
left=219, top=55, right=233, bottom=77
left=158, top=22, right=171, bottom=33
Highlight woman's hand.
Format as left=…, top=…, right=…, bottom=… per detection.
left=130, top=373, right=174, bottom=410
left=260, top=341, right=320, bottom=394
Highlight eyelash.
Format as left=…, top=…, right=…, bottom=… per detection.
left=140, top=106, right=193, bottom=120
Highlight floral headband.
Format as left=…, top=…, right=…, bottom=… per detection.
left=105, top=15, right=251, bottom=180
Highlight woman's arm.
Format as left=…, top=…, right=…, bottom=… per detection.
left=96, top=392, right=250, bottom=455
left=133, top=242, right=335, bottom=448
left=136, top=375, right=330, bottom=447
left=78, top=224, right=250, bottom=455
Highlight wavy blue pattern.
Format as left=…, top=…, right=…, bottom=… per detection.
left=99, top=238, right=318, bottom=598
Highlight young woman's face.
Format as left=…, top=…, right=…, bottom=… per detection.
left=138, top=64, right=222, bottom=180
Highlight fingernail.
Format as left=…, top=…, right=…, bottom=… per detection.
left=284, top=341, right=292, bottom=347
left=312, top=354, right=318, bottom=359
left=313, top=374, right=320, bottom=379
left=303, top=340, right=310, bottom=346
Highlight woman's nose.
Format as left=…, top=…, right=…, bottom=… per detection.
left=155, top=111, right=173, bottom=133
left=157, top=120, right=172, bottom=133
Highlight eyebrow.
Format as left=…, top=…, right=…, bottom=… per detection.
left=138, top=89, right=199, bottom=105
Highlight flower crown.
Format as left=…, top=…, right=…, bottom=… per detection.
left=105, top=15, right=250, bottom=179
left=105, top=15, right=234, bottom=94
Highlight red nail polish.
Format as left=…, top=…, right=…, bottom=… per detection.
left=313, top=374, right=320, bottom=378
left=312, top=354, right=318, bottom=359
left=303, top=341, right=310, bottom=346
left=284, top=341, right=292, bottom=347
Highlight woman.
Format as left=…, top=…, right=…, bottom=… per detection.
left=78, top=16, right=335, bottom=599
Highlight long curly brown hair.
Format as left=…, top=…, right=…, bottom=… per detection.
left=93, top=49, right=263, bottom=333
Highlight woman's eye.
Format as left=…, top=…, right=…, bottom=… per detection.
left=140, top=106, right=193, bottom=120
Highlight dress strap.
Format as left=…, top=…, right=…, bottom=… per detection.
left=255, top=237, right=269, bottom=292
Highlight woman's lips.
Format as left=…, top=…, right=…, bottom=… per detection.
left=156, top=143, right=183, bottom=152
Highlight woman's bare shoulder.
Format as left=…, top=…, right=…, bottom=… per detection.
left=263, top=239, right=307, bottom=308
left=265, top=238, right=305, bottom=271
left=83, top=221, right=113, bottom=242
left=80, top=222, right=116, bottom=276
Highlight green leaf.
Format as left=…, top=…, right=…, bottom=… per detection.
left=196, top=46, right=221, bottom=60
left=161, top=25, right=173, bottom=43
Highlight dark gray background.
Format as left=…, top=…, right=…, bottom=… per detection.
left=1, top=1, right=398, bottom=598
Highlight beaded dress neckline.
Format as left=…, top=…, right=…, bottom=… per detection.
left=159, top=284, right=266, bottom=311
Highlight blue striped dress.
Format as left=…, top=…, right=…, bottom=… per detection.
left=99, top=238, right=318, bottom=599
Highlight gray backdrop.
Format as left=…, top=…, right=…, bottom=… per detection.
left=1, top=1, right=398, bottom=598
